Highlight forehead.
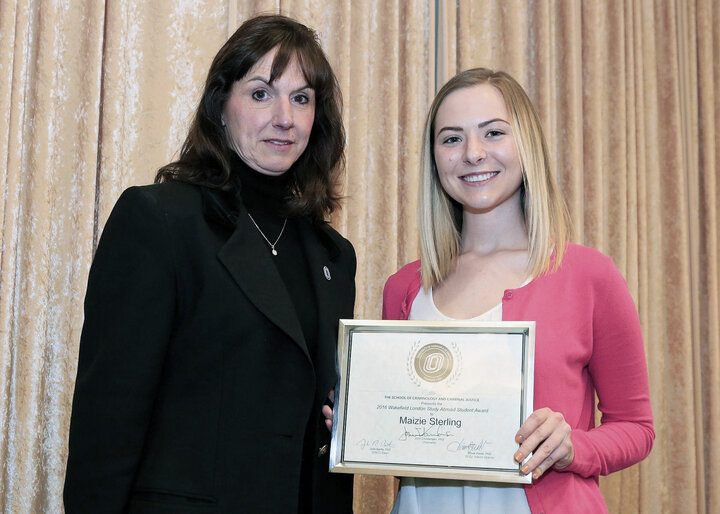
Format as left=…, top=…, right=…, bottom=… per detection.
left=243, top=47, right=310, bottom=86
left=435, top=83, right=509, bottom=128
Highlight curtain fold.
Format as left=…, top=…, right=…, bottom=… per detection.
left=692, top=1, right=719, bottom=512
left=0, top=1, right=105, bottom=512
left=95, top=1, right=229, bottom=224
left=0, top=1, right=717, bottom=513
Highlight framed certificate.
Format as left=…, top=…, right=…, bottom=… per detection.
left=329, top=319, right=535, bottom=483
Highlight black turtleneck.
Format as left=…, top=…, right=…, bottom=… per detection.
left=233, top=155, right=320, bottom=358
left=233, top=155, right=323, bottom=513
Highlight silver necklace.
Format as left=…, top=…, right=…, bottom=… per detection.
left=247, top=213, right=287, bottom=256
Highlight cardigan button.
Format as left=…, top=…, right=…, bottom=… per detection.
left=318, top=444, right=329, bottom=457
left=504, top=291, right=513, bottom=299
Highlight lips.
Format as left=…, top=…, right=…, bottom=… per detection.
left=461, top=171, right=499, bottom=183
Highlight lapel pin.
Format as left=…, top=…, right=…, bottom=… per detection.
left=323, top=266, right=331, bottom=280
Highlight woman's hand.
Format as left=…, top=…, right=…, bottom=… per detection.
left=321, top=389, right=335, bottom=432
left=514, top=407, right=574, bottom=479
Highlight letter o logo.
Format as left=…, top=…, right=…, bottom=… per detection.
left=414, top=343, right=453, bottom=382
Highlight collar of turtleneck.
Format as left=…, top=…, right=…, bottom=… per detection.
left=231, top=152, right=293, bottom=217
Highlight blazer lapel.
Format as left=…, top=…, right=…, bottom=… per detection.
left=203, top=188, right=307, bottom=355
left=297, top=219, right=351, bottom=392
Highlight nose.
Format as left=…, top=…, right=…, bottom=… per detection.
left=463, top=135, right=487, bottom=164
left=272, top=98, right=294, bottom=129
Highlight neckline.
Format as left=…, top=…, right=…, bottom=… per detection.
left=426, top=276, right=533, bottom=321
left=231, top=152, right=292, bottom=216
left=426, top=288, right=501, bottom=321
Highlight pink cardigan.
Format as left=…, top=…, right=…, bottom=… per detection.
left=382, top=243, right=654, bottom=514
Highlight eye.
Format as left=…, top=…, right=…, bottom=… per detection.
left=251, top=89, right=269, bottom=101
left=486, top=129, right=505, bottom=137
left=292, top=93, right=310, bottom=105
left=442, top=135, right=462, bottom=144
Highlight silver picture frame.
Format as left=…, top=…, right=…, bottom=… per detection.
left=330, top=319, right=535, bottom=483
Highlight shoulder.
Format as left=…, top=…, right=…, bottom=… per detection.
left=561, top=243, right=612, bottom=264
left=105, top=183, right=209, bottom=236
left=383, top=260, right=421, bottom=302
left=318, top=222, right=355, bottom=256
left=382, top=260, right=422, bottom=320
left=115, top=182, right=202, bottom=215
left=313, top=222, right=356, bottom=279
left=554, top=243, right=630, bottom=294
left=558, top=243, right=618, bottom=277
left=314, top=222, right=356, bottom=271
left=92, top=185, right=202, bottom=271
left=385, top=260, right=422, bottom=292
left=99, top=183, right=205, bottom=251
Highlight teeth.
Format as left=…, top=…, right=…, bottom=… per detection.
left=462, top=172, right=498, bottom=182
left=268, top=140, right=291, bottom=145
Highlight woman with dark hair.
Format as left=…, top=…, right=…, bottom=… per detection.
left=64, top=14, right=355, bottom=513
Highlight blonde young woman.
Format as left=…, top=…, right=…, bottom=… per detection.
left=382, top=68, right=654, bottom=513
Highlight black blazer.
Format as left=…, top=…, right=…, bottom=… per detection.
left=64, top=182, right=356, bottom=513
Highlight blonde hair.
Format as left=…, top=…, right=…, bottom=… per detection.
left=419, top=68, right=571, bottom=288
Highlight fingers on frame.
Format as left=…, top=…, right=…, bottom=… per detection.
left=521, top=414, right=571, bottom=476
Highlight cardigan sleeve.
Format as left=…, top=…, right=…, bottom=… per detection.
left=382, top=261, right=421, bottom=320
left=562, top=256, right=655, bottom=477
left=64, top=187, right=177, bottom=513
left=382, top=274, right=404, bottom=320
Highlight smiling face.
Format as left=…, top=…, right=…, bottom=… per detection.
left=433, top=83, right=523, bottom=215
left=222, top=47, right=316, bottom=176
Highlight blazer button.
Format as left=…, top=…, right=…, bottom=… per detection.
left=318, top=444, right=329, bottom=457
left=323, top=266, right=331, bottom=280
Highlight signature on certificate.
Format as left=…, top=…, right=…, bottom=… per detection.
left=446, top=438, right=493, bottom=454
left=356, top=438, right=394, bottom=451
left=399, top=426, right=454, bottom=441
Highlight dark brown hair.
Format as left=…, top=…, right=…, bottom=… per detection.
left=155, top=14, right=345, bottom=221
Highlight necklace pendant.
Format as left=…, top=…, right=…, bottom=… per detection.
left=246, top=213, right=287, bottom=258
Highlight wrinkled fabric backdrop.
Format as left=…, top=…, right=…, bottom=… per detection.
left=1, top=1, right=718, bottom=513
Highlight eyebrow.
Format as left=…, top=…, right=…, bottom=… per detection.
left=245, top=75, right=270, bottom=84
left=245, top=75, right=312, bottom=90
left=436, top=117, right=509, bottom=135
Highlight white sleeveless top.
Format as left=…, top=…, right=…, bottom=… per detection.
left=391, top=287, right=531, bottom=514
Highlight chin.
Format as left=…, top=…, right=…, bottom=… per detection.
left=254, top=161, right=293, bottom=175
left=260, top=169, right=291, bottom=176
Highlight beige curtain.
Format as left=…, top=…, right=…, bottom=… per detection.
left=1, top=3, right=232, bottom=512
left=0, top=1, right=717, bottom=513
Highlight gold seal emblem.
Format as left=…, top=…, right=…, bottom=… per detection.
left=413, top=343, right=454, bottom=382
